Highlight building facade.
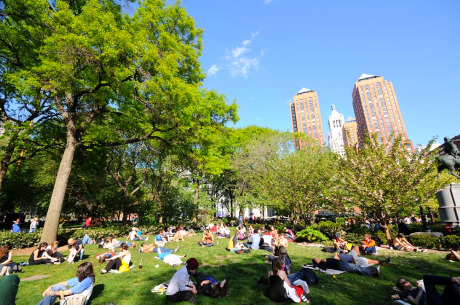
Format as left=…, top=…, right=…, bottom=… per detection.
left=342, top=117, right=358, bottom=147
left=290, top=88, right=325, bottom=146
left=327, top=104, right=345, bottom=156
left=352, top=74, right=414, bottom=151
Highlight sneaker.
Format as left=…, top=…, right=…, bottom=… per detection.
left=100, top=269, right=107, bottom=274
left=173, top=246, right=180, bottom=253
left=145, top=237, right=149, bottom=241
left=374, top=265, right=381, bottom=277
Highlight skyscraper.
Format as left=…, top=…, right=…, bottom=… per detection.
left=327, top=104, right=345, bottom=156
left=342, top=117, right=358, bottom=147
left=290, top=88, right=325, bottom=146
left=352, top=74, right=414, bottom=152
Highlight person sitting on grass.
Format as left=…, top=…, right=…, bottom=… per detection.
left=333, top=233, right=350, bottom=252
left=393, top=234, right=425, bottom=252
left=67, top=238, right=85, bottom=262
left=260, top=226, right=274, bottom=253
left=446, top=250, right=460, bottom=262
left=46, top=241, right=66, bottom=262
left=128, top=227, right=147, bottom=241
left=193, top=271, right=229, bottom=299
left=173, top=226, right=185, bottom=242
left=36, top=262, right=95, bottom=305
left=284, top=227, right=296, bottom=241
left=165, top=258, right=199, bottom=303
left=99, top=243, right=131, bottom=274
left=0, top=245, right=23, bottom=273
left=360, top=234, right=377, bottom=254
left=138, top=243, right=179, bottom=254
left=199, top=229, right=215, bottom=247
left=243, top=228, right=261, bottom=250
left=273, top=233, right=289, bottom=256
left=29, top=243, right=60, bottom=265
left=155, top=230, right=168, bottom=246
left=268, top=257, right=310, bottom=303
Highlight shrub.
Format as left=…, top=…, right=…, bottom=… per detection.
left=440, top=235, right=460, bottom=250
left=311, top=221, right=341, bottom=239
left=296, top=228, right=329, bottom=243
left=409, top=234, right=440, bottom=249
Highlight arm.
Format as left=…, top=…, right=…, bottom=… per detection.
left=2, top=252, right=12, bottom=265
left=452, top=250, right=460, bottom=261
left=42, top=281, right=69, bottom=296
left=407, top=286, right=424, bottom=305
left=280, top=271, right=291, bottom=286
left=76, top=244, right=83, bottom=254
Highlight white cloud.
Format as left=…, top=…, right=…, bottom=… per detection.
left=264, top=0, right=274, bottom=4
left=207, top=64, right=219, bottom=76
left=220, top=35, right=264, bottom=78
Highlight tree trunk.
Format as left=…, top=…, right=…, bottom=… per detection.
left=40, top=124, right=78, bottom=243
left=0, top=133, right=18, bottom=192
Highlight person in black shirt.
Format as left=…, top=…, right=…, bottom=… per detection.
left=67, top=238, right=85, bottom=261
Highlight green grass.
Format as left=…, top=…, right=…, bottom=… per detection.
left=12, top=233, right=460, bottom=305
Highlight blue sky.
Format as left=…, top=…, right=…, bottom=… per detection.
left=178, top=0, right=460, bottom=147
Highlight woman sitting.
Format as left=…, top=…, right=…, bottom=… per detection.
left=29, top=243, right=60, bottom=265
left=100, top=243, right=131, bottom=274
left=268, top=257, right=309, bottom=303
left=333, top=233, right=350, bottom=252
left=46, top=241, right=66, bottom=262
left=0, top=245, right=22, bottom=274
left=37, top=262, right=95, bottom=305
left=173, top=226, right=185, bottom=242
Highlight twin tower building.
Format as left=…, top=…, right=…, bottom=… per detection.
left=289, top=74, right=414, bottom=156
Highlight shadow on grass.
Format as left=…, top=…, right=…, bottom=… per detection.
left=88, top=284, right=104, bottom=304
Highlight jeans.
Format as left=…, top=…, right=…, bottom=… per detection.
left=423, top=275, right=460, bottom=305
left=199, top=242, right=214, bottom=247
left=338, top=254, right=354, bottom=263
left=361, top=245, right=376, bottom=254
left=154, top=247, right=173, bottom=253
left=82, top=234, right=93, bottom=246
left=36, top=284, right=67, bottom=305
left=29, top=228, right=36, bottom=233
left=287, top=268, right=311, bottom=285
left=76, top=248, right=85, bottom=261
left=338, top=260, right=377, bottom=277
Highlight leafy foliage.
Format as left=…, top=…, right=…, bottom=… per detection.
left=296, top=227, right=329, bottom=242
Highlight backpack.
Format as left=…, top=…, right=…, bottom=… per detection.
left=303, top=268, right=319, bottom=285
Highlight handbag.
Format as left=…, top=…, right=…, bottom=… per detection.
left=59, top=291, right=86, bottom=305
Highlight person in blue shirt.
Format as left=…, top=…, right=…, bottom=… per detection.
left=37, top=262, right=95, bottom=305
left=11, top=219, right=21, bottom=233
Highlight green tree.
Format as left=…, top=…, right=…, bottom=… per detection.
left=329, top=135, right=442, bottom=243
left=1, top=0, right=237, bottom=242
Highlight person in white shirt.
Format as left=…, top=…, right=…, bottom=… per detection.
left=29, top=217, right=39, bottom=233
left=166, top=258, right=199, bottom=303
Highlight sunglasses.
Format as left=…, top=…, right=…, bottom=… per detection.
left=280, top=252, right=287, bottom=255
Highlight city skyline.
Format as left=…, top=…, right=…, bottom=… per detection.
left=180, top=0, right=460, bottom=146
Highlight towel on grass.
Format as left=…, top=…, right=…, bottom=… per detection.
left=302, top=264, right=345, bottom=275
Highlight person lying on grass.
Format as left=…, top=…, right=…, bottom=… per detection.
left=193, top=271, right=229, bottom=298
left=312, top=253, right=380, bottom=277
left=392, top=276, right=460, bottom=304
left=138, top=243, right=179, bottom=254
left=338, top=246, right=390, bottom=267
left=445, top=250, right=460, bottom=262
left=37, top=262, right=95, bottom=305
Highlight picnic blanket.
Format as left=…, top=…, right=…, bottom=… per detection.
left=302, top=264, right=345, bottom=275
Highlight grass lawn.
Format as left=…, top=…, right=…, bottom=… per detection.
left=12, top=232, right=460, bottom=305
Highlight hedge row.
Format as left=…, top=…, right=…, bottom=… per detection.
left=0, top=225, right=164, bottom=249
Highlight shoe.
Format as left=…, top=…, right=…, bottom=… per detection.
left=374, top=265, right=381, bottom=277
left=174, top=246, right=180, bottom=253
left=145, top=237, right=149, bottom=241
left=100, top=269, right=107, bottom=274
left=379, top=258, right=390, bottom=266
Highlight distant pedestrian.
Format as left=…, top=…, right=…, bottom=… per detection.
left=29, top=216, right=39, bottom=233
left=82, top=217, right=92, bottom=229
left=10, top=219, right=21, bottom=234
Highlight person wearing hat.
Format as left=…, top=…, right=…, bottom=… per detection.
left=166, top=258, right=199, bottom=303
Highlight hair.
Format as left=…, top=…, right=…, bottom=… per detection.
left=120, top=243, right=129, bottom=251
left=39, top=242, right=48, bottom=249
left=396, top=233, right=404, bottom=238
left=278, top=246, right=287, bottom=254
left=271, top=257, right=283, bottom=275
left=395, top=278, right=406, bottom=290
left=0, top=245, right=9, bottom=258
left=51, top=241, right=59, bottom=249
left=140, top=242, right=146, bottom=248
left=364, top=234, right=371, bottom=239
left=76, top=262, right=95, bottom=283
left=446, top=253, right=455, bottom=260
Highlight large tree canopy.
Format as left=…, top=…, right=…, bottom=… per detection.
left=0, top=0, right=237, bottom=242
